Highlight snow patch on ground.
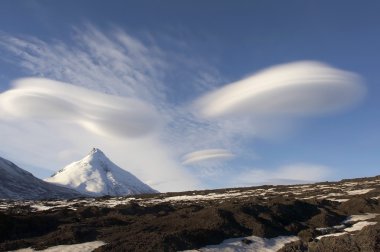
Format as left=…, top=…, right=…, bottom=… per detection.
left=342, top=182, right=359, bottom=187
left=316, top=232, right=346, bottom=239
left=316, top=221, right=378, bottom=240
left=346, top=189, right=373, bottom=195
left=182, top=235, right=298, bottom=252
left=344, top=221, right=377, bottom=232
left=316, top=213, right=379, bottom=240
left=326, top=198, right=350, bottom=202
left=11, top=241, right=105, bottom=252
left=31, top=204, right=55, bottom=211
left=147, top=190, right=259, bottom=204
left=317, top=185, right=335, bottom=189
left=344, top=213, right=379, bottom=223
left=318, top=193, right=345, bottom=199
left=316, top=224, right=345, bottom=232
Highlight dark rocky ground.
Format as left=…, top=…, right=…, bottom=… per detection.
left=0, top=175, right=379, bottom=251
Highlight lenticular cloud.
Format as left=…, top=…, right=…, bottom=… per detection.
left=0, top=78, right=160, bottom=138
left=195, top=61, right=365, bottom=119
left=181, top=149, right=235, bottom=165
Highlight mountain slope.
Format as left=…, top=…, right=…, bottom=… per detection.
left=0, top=156, right=83, bottom=200
left=45, top=148, right=158, bottom=196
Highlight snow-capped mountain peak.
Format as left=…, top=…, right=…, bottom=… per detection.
left=45, top=148, right=158, bottom=196
left=88, top=147, right=105, bottom=157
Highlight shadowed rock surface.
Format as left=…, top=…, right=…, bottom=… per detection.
left=0, top=157, right=84, bottom=200
left=0, top=175, right=379, bottom=251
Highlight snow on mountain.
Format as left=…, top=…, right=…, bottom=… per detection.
left=0, top=156, right=83, bottom=200
left=45, top=148, right=158, bottom=196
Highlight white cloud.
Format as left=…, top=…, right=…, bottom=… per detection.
left=0, top=115, right=200, bottom=192
left=233, top=163, right=331, bottom=186
left=0, top=27, right=207, bottom=192
left=181, top=149, right=235, bottom=165
left=0, top=25, right=367, bottom=191
left=194, top=61, right=365, bottom=119
left=0, top=77, right=160, bottom=138
left=0, top=25, right=230, bottom=157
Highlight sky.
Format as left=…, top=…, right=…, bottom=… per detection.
left=0, top=0, right=379, bottom=192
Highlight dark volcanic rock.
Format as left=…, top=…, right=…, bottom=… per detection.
left=308, top=209, right=346, bottom=228
left=338, top=197, right=380, bottom=215
left=309, top=224, right=380, bottom=252
left=0, top=174, right=379, bottom=251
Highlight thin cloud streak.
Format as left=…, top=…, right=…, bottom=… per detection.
left=182, top=149, right=235, bottom=165
left=232, top=163, right=331, bottom=186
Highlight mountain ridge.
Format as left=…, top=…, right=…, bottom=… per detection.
left=0, top=156, right=83, bottom=200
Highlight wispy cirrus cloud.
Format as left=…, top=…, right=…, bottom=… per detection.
left=0, top=24, right=167, bottom=102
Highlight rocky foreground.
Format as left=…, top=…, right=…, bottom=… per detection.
left=0, top=175, right=380, bottom=251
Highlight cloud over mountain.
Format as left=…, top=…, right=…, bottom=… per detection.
left=0, top=25, right=368, bottom=191
left=0, top=78, right=160, bottom=138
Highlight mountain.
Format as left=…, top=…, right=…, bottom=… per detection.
left=0, top=156, right=83, bottom=200
left=45, top=148, right=158, bottom=196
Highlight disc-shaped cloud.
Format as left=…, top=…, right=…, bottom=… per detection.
left=0, top=78, right=160, bottom=138
left=195, top=61, right=365, bottom=119
left=182, top=149, right=235, bottom=165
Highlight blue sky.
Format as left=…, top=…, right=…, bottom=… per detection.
left=0, top=1, right=379, bottom=191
